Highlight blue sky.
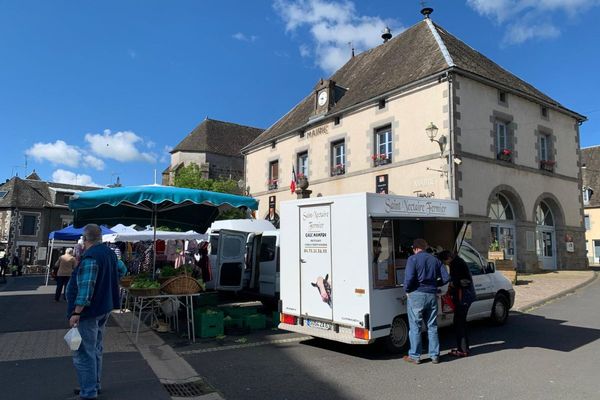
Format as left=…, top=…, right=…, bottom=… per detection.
left=1, top=0, right=599, bottom=187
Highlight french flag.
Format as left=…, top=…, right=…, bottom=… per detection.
left=290, top=165, right=297, bottom=194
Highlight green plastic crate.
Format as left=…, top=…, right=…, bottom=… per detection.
left=244, top=313, right=266, bottom=331
left=194, top=310, right=224, bottom=338
left=195, top=292, right=219, bottom=307
left=223, top=316, right=244, bottom=329
left=222, top=306, right=258, bottom=319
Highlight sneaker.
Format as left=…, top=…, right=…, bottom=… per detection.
left=402, top=355, right=421, bottom=365
left=449, top=349, right=469, bottom=357
left=431, top=357, right=440, bottom=364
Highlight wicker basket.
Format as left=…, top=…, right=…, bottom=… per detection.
left=120, top=276, right=135, bottom=288
left=128, top=287, right=161, bottom=297
left=161, top=276, right=202, bottom=295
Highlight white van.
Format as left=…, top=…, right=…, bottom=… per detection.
left=278, top=192, right=515, bottom=352
left=208, top=219, right=280, bottom=299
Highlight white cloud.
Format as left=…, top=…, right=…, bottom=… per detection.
left=85, top=129, right=156, bottom=163
left=83, top=155, right=105, bottom=171
left=146, top=140, right=156, bottom=149
left=299, top=44, right=311, bottom=57
left=505, top=21, right=560, bottom=44
left=52, top=169, right=101, bottom=187
left=160, top=145, right=173, bottom=164
left=274, top=0, right=403, bottom=73
left=25, top=140, right=81, bottom=167
left=467, top=0, right=600, bottom=44
left=232, top=32, right=258, bottom=42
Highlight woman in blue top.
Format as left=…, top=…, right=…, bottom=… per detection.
left=438, top=250, right=476, bottom=357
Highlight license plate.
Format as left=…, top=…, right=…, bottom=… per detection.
left=306, top=319, right=332, bottom=330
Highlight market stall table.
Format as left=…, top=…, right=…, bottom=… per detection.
left=128, top=292, right=206, bottom=343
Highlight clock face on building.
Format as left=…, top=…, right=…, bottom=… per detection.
left=318, top=90, right=328, bottom=106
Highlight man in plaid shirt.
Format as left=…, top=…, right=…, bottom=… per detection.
left=66, top=224, right=123, bottom=400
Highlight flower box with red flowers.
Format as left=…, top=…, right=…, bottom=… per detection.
left=267, top=179, right=278, bottom=190
left=371, top=153, right=391, bottom=167
left=331, top=164, right=345, bottom=176
left=540, top=159, right=555, bottom=172
left=497, top=149, right=512, bottom=162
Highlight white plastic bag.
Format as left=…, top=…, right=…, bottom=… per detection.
left=64, top=326, right=82, bottom=351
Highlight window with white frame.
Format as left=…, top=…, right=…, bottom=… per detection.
left=583, top=187, right=593, bottom=205
left=268, top=160, right=279, bottom=189
left=585, top=215, right=591, bottom=230
left=331, top=140, right=345, bottom=175
left=297, top=151, right=308, bottom=177
left=539, top=134, right=551, bottom=161
left=375, top=126, right=392, bottom=162
left=496, top=121, right=508, bottom=152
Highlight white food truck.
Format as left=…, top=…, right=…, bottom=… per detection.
left=278, top=192, right=515, bottom=352
left=208, top=219, right=280, bottom=299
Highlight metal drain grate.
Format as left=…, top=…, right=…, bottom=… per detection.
left=163, top=380, right=214, bottom=397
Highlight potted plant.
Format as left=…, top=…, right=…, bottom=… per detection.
left=540, top=159, right=555, bottom=172
left=267, top=179, right=278, bottom=190
left=296, top=173, right=309, bottom=190
left=497, top=148, right=512, bottom=162
left=331, top=164, right=345, bottom=176
left=371, top=154, right=391, bottom=166
left=488, top=240, right=504, bottom=260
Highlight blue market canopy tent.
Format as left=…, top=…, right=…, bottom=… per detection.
left=48, top=224, right=114, bottom=241
left=68, top=185, right=259, bottom=276
left=45, top=224, right=114, bottom=285
left=69, top=185, right=258, bottom=233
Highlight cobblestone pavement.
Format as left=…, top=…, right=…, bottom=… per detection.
left=513, top=270, right=597, bottom=312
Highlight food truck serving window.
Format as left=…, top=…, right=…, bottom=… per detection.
left=372, top=219, right=396, bottom=288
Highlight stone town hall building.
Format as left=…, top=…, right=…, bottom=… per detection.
left=242, top=12, right=587, bottom=272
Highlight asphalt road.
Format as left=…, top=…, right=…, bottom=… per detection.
left=184, top=277, right=600, bottom=400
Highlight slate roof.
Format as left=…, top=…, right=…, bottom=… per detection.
left=171, top=118, right=263, bottom=157
left=0, top=177, right=99, bottom=209
left=245, top=19, right=584, bottom=150
left=582, top=146, right=600, bottom=208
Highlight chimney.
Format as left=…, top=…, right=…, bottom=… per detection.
left=382, top=26, right=392, bottom=43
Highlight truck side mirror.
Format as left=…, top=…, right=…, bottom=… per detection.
left=485, top=261, right=495, bottom=274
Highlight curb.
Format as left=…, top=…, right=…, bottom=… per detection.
left=514, top=271, right=598, bottom=313
left=111, top=311, right=226, bottom=400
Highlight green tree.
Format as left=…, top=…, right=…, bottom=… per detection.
left=173, top=163, right=246, bottom=220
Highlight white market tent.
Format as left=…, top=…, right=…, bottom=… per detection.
left=103, top=229, right=208, bottom=243
left=109, top=224, right=139, bottom=233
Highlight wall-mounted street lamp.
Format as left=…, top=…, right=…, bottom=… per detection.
left=425, top=122, right=447, bottom=157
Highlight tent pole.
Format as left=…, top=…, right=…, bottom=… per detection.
left=45, top=239, right=54, bottom=286
left=153, top=205, right=157, bottom=279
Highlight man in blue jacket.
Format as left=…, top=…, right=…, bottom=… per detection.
left=403, top=238, right=450, bottom=364
left=66, top=224, right=122, bottom=400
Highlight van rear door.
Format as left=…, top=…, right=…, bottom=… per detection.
left=216, top=229, right=247, bottom=291
left=258, top=233, right=278, bottom=297
left=299, top=204, right=333, bottom=321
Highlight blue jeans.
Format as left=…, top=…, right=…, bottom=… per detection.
left=407, top=291, right=439, bottom=360
left=72, top=312, right=110, bottom=399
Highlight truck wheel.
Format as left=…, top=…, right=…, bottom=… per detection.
left=490, top=294, right=509, bottom=325
left=383, top=316, right=409, bottom=353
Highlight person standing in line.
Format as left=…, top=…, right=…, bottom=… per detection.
left=12, top=253, right=22, bottom=276
left=0, top=253, right=8, bottom=282
left=66, top=224, right=121, bottom=400
left=403, top=238, right=450, bottom=365
left=438, top=250, right=476, bottom=357
left=54, top=248, right=76, bottom=302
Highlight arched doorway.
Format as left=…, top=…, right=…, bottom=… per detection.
left=489, top=193, right=516, bottom=261
left=535, top=201, right=556, bottom=270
